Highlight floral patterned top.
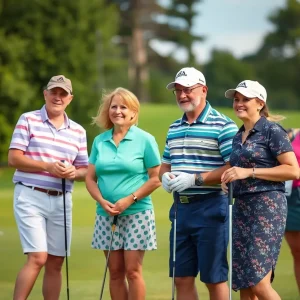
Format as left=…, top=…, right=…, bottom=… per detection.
left=230, top=116, right=293, bottom=198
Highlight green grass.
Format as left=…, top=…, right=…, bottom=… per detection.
left=0, top=105, right=299, bottom=299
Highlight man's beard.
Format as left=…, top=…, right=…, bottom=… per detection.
left=177, top=98, right=201, bottom=112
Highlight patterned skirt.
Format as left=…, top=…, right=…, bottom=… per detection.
left=232, top=191, right=287, bottom=291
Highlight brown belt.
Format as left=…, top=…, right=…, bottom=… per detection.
left=177, top=191, right=225, bottom=203
left=19, top=183, right=63, bottom=196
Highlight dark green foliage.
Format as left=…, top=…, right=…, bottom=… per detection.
left=205, top=50, right=255, bottom=106
left=0, top=0, right=121, bottom=161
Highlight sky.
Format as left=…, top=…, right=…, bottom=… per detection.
left=150, top=0, right=287, bottom=64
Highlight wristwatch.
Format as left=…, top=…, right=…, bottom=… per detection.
left=195, top=174, right=204, bottom=186
left=131, top=193, right=138, bottom=203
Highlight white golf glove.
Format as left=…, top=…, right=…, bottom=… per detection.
left=168, top=172, right=195, bottom=193
left=162, top=172, right=173, bottom=193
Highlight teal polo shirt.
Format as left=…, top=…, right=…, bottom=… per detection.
left=89, top=125, right=161, bottom=216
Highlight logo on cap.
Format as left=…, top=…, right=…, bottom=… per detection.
left=237, top=81, right=247, bottom=88
left=175, top=70, right=187, bottom=79
left=57, top=77, right=65, bottom=82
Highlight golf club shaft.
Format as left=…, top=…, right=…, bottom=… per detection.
left=228, top=182, right=233, bottom=300
left=172, top=193, right=178, bottom=300
left=100, top=215, right=118, bottom=300
left=62, top=177, right=70, bottom=300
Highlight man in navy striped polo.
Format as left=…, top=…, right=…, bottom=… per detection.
left=159, top=67, right=238, bottom=300
left=8, top=75, right=88, bottom=300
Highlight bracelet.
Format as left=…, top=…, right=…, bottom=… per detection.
left=131, top=193, right=138, bottom=203
left=252, top=167, right=255, bottom=179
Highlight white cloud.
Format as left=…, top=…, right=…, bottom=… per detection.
left=149, top=39, right=188, bottom=63
left=150, top=31, right=265, bottom=64
left=193, top=31, right=266, bottom=64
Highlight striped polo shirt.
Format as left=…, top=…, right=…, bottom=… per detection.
left=9, top=105, right=88, bottom=192
left=162, top=101, right=238, bottom=195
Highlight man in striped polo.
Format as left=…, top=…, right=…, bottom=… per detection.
left=159, top=67, right=238, bottom=300
left=8, top=75, right=88, bottom=300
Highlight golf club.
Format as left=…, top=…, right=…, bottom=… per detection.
left=172, top=192, right=178, bottom=300
left=228, top=182, right=233, bottom=300
left=100, top=215, right=119, bottom=300
left=61, top=176, right=70, bottom=300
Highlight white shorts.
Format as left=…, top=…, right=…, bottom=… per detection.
left=92, top=210, right=157, bottom=251
left=14, top=183, right=72, bottom=256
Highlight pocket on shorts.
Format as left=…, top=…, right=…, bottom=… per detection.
left=203, top=195, right=228, bottom=223
left=14, top=185, right=29, bottom=206
left=57, top=192, right=73, bottom=211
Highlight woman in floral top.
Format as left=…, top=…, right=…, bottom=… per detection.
left=221, top=80, right=299, bottom=300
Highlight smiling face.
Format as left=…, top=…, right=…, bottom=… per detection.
left=109, top=94, right=136, bottom=128
left=233, top=92, right=264, bottom=121
left=174, top=83, right=207, bottom=113
left=43, top=87, right=73, bottom=118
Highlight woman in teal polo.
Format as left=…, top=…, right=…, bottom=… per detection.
left=85, top=87, right=161, bottom=300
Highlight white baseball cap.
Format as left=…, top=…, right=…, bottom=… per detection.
left=225, top=80, right=267, bottom=102
left=166, top=67, right=206, bottom=89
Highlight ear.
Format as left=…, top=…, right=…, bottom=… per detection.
left=259, top=101, right=264, bottom=109
left=256, top=99, right=264, bottom=109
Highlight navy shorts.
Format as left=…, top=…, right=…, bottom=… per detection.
left=169, top=192, right=229, bottom=284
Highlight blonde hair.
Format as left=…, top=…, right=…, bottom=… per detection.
left=259, top=103, right=285, bottom=122
left=92, top=87, right=140, bottom=129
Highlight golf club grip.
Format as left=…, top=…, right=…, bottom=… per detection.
left=113, top=215, right=118, bottom=224
left=112, top=215, right=118, bottom=231
left=60, top=160, right=66, bottom=193
left=228, top=182, right=233, bottom=205
left=61, top=179, right=66, bottom=193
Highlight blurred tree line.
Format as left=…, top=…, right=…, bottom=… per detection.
left=0, top=0, right=299, bottom=162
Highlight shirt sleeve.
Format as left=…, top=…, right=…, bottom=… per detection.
left=73, top=128, right=89, bottom=168
left=268, top=123, right=294, bottom=157
left=9, top=114, right=30, bottom=151
left=144, top=134, right=161, bottom=169
left=218, top=121, right=239, bottom=162
left=162, top=131, right=171, bottom=164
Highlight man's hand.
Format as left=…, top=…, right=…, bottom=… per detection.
left=169, top=172, right=195, bottom=193
left=61, top=164, right=76, bottom=180
left=221, top=181, right=228, bottom=194
left=162, top=172, right=174, bottom=193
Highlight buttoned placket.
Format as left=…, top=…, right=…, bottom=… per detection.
left=110, top=138, right=121, bottom=160
left=237, top=130, right=256, bottom=195
left=47, top=120, right=65, bottom=141
left=183, top=122, right=191, bottom=158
